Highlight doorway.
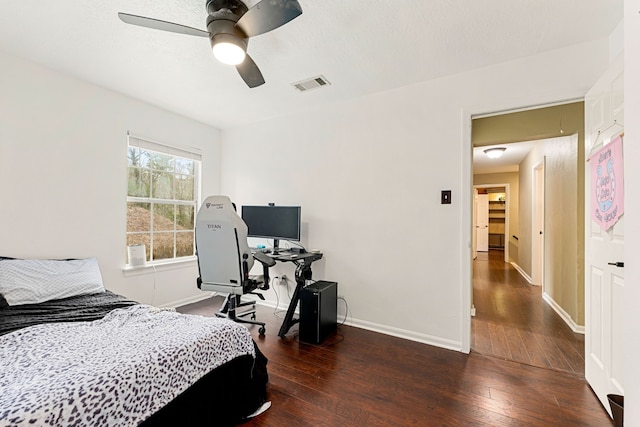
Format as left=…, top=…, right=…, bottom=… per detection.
left=473, top=185, right=509, bottom=262
left=469, top=102, right=586, bottom=373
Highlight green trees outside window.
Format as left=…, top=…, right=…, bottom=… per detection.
left=126, top=143, right=199, bottom=263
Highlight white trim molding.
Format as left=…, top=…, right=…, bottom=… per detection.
left=122, top=257, right=198, bottom=276
left=542, top=292, right=585, bottom=334
left=257, top=300, right=462, bottom=351
left=346, top=318, right=463, bottom=352
left=160, top=292, right=214, bottom=309
left=510, top=262, right=533, bottom=284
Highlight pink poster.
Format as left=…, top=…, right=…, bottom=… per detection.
left=590, top=135, right=624, bottom=231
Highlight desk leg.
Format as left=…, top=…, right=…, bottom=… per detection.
left=278, top=263, right=312, bottom=338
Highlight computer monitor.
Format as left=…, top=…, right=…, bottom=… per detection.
left=241, top=205, right=301, bottom=251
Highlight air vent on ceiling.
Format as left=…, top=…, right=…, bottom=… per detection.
left=292, top=75, right=331, bottom=92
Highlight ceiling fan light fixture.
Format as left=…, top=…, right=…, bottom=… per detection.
left=483, top=147, right=507, bottom=159
left=211, top=34, right=246, bottom=65
left=118, top=0, right=303, bottom=87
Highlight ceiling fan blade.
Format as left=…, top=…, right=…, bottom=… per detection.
left=236, top=54, right=265, bottom=88
left=118, top=13, right=209, bottom=37
left=236, top=0, right=302, bottom=38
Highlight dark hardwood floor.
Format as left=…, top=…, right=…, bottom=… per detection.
left=472, top=250, right=585, bottom=375
left=178, top=289, right=610, bottom=426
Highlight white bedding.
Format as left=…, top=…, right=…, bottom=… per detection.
left=0, top=305, right=255, bottom=426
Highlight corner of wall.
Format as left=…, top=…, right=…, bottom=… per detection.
left=609, top=19, right=624, bottom=63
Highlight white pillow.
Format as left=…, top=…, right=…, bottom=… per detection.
left=0, top=258, right=105, bottom=306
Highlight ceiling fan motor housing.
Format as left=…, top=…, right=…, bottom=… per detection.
left=206, top=0, right=249, bottom=51
left=206, top=0, right=248, bottom=18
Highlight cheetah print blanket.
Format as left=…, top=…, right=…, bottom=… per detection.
left=0, top=305, right=255, bottom=426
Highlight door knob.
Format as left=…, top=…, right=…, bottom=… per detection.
left=608, top=262, right=624, bottom=267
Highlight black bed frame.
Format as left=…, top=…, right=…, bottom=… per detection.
left=141, top=342, right=268, bottom=426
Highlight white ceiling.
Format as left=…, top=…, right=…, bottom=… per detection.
left=0, top=0, right=622, bottom=129
left=473, top=141, right=537, bottom=175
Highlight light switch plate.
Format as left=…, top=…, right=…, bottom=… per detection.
left=441, top=190, right=452, bottom=204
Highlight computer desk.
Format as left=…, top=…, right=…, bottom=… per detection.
left=265, top=250, right=323, bottom=338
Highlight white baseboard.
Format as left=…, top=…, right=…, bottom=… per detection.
left=159, top=292, right=214, bottom=309
left=510, top=263, right=584, bottom=334
left=345, top=318, right=463, bottom=352
left=542, top=292, right=585, bottom=334
left=255, top=300, right=462, bottom=352
left=511, top=262, right=533, bottom=284
left=255, top=298, right=300, bottom=316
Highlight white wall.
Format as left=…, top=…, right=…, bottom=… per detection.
left=0, top=25, right=628, bottom=362
left=0, top=51, right=222, bottom=307
left=220, top=38, right=612, bottom=350
left=624, top=0, right=640, bottom=422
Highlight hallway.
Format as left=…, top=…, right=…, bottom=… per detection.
left=471, top=250, right=585, bottom=375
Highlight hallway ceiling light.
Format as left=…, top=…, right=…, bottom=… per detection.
left=484, top=147, right=507, bottom=159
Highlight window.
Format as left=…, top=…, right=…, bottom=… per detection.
left=126, top=135, right=201, bottom=264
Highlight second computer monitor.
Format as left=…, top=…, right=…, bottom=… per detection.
left=241, top=205, right=301, bottom=246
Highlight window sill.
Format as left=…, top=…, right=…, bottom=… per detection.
left=122, top=256, right=197, bottom=277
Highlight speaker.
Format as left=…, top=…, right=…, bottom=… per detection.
left=299, top=281, right=337, bottom=344
left=127, top=244, right=146, bottom=267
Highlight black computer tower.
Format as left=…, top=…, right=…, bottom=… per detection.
left=299, top=281, right=337, bottom=344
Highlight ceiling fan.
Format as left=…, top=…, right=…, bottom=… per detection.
left=118, top=0, right=303, bottom=88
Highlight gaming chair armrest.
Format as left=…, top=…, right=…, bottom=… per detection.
left=252, top=252, right=275, bottom=290
left=253, top=251, right=276, bottom=267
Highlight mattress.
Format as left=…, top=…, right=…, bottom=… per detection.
left=0, top=291, right=267, bottom=426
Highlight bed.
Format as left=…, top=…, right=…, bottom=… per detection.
left=0, top=257, right=268, bottom=426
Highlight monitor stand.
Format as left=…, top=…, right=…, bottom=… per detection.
left=272, top=239, right=281, bottom=255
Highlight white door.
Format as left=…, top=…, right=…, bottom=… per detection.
left=476, top=194, right=489, bottom=252
left=473, top=188, right=479, bottom=259
left=532, top=161, right=545, bottom=287
left=584, top=54, right=624, bottom=416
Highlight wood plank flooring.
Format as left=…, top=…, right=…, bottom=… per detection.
left=472, top=250, right=585, bottom=374
left=178, top=289, right=609, bottom=426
